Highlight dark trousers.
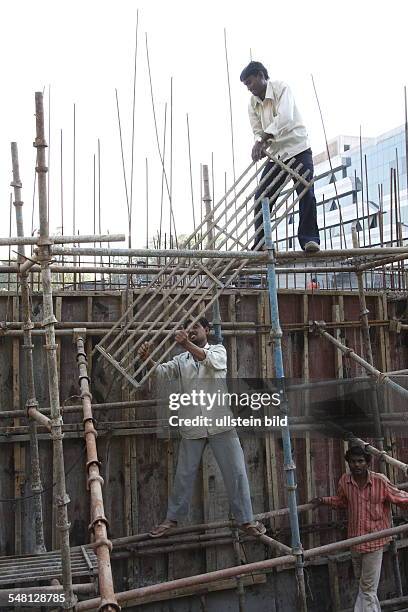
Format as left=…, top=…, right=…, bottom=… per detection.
left=254, top=148, right=320, bottom=250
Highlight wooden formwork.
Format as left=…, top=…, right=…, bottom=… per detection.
left=0, top=288, right=407, bottom=611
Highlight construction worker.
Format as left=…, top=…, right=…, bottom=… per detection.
left=240, top=61, right=320, bottom=253
left=138, top=317, right=266, bottom=538
left=306, top=277, right=319, bottom=290
left=310, top=445, right=408, bottom=611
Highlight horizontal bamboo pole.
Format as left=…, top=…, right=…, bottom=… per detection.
left=52, top=246, right=268, bottom=260
left=0, top=264, right=358, bottom=275
left=27, top=406, right=51, bottom=430
left=50, top=245, right=408, bottom=261
left=75, top=523, right=408, bottom=611
left=348, top=435, right=408, bottom=474
left=315, top=323, right=408, bottom=400
left=0, top=234, right=124, bottom=246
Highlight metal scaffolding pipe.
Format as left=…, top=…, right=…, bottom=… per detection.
left=34, top=91, right=76, bottom=609
left=10, top=141, right=46, bottom=554
left=261, top=198, right=307, bottom=611
left=74, top=332, right=119, bottom=611
left=75, top=523, right=408, bottom=611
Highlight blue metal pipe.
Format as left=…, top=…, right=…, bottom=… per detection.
left=261, top=198, right=303, bottom=553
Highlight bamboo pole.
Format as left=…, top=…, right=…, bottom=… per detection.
left=75, top=523, right=408, bottom=611
left=34, top=91, right=76, bottom=609
left=11, top=142, right=46, bottom=554
left=74, top=332, right=119, bottom=611
left=351, top=226, right=383, bottom=449
left=314, top=323, right=408, bottom=401
left=0, top=234, right=124, bottom=246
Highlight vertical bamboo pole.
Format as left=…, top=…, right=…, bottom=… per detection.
left=11, top=141, right=46, bottom=554
left=202, top=165, right=222, bottom=343
left=34, top=92, right=76, bottom=608
left=74, top=333, right=119, bottom=611
left=351, top=224, right=403, bottom=595
left=262, top=198, right=307, bottom=612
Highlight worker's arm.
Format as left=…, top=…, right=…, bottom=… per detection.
left=138, top=341, right=180, bottom=380
left=248, top=103, right=272, bottom=162
left=263, top=82, right=296, bottom=137
left=310, top=478, right=348, bottom=509
left=384, top=478, right=408, bottom=506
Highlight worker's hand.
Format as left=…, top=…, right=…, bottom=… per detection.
left=138, top=341, right=151, bottom=361
left=252, top=141, right=266, bottom=162
left=309, top=497, right=323, bottom=508
left=175, top=329, right=189, bottom=347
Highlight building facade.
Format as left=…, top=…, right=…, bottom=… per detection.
left=274, top=125, right=408, bottom=289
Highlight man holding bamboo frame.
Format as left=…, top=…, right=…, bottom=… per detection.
left=240, top=60, right=320, bottom=253
left=138, top=317, right=266, bottom=538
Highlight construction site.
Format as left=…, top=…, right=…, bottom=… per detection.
left=1, top=47, right=408, bottom=612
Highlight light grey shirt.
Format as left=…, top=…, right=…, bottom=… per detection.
left=248, top=79, right=310, bottom=159
left=156, top=343, right=235, bottom=439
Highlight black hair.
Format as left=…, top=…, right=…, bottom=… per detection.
left=240, top=61, right=269, bottom=82
left=183, top=317, right=211, bottom=330
left=344, top=445, right=371, bottom=464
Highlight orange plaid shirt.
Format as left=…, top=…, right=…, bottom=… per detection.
left=322, top=471, right=408, bottom=552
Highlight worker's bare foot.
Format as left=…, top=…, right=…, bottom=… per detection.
left=239, top=521, right=266, bottom=537
left=149, top=519, right=177, bottom=538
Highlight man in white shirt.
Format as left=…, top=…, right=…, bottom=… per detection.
left=240, top=61, right=320, bottom=253
left=138, top=317, right=265, bottom=538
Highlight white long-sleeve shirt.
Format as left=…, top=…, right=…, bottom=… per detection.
left=248, top=80, right=310, bottom=159
left=156, top=343, right=234, bottom=439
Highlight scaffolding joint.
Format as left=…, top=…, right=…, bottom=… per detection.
left=79, top=374, right=91, bottom=385
left=98, top=599, right=121, bottom=612
left=89, top=516, right=110, bottom=536
left=73, top=328, right=87, bottom=343
left=55, top=493, right=71, bottom=508
left=42, top=314, right=58, bottom=326
left=389, top=319, right=402, bottom=334
left=87, top=473, right=104, bottom=490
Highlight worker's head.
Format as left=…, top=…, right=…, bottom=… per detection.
left=345, top=446, right=371, bottom=476
left=183, top=317, right=210, bottom=347
left=240, top=61, right=269, bottom=98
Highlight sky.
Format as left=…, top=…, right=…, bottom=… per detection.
left=0, top=0, right=407, bottom=258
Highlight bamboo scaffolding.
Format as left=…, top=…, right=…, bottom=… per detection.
left=74, top=332, right=119, bottom=611
left=94, top=164, right=311, bottom=389
left=10, top=142, right=46, bottom=553
left=314, top=323, right=408, bottom=400
left=0, top=234, right=124, bottom=246
left=75, top=523, right=408, bottom=611
left=33, top=92, right=76, bottom=609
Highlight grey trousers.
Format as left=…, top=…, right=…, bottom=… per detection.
left=166, top=429, right=254, bottom=524
left=352, top=548, right=383, bottom=612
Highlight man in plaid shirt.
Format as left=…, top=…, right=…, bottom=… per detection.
left=311, top=445, right=408, bottom=611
